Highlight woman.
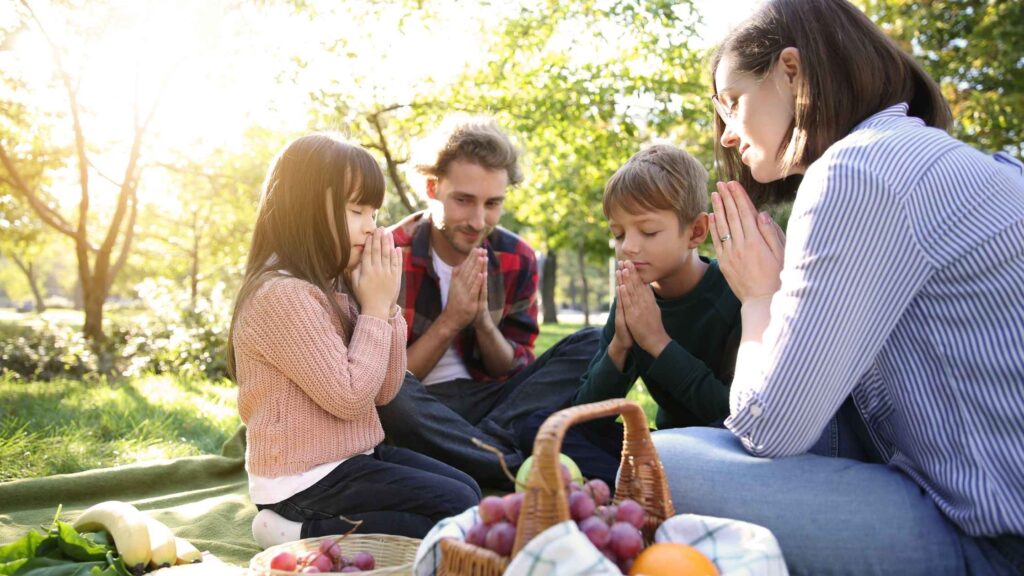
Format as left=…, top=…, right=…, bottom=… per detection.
left=651, top=1, right=1024, bottom=574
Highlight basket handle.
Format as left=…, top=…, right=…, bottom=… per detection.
left=512, top=398, right=675, bottom=555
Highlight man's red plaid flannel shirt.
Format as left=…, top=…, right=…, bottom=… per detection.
left=388, top=211, right=539, bottom=382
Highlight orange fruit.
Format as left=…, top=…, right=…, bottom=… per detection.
left=629, top=542, right=719, bottom=576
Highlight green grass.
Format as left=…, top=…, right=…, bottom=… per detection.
left=0, top=373, right=241, bottom=482
left=0, top=318, right=655, bottom=482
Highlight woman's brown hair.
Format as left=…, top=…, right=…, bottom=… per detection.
left=226, top=134, right=385, bottom=378
left=711, top=0, right=953, bottom=204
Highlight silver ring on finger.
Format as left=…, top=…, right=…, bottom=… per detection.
left=720, top=233, right=732, bottom=242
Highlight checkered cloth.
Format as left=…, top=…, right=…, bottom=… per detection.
left=414, top=506, right=787, bottom=575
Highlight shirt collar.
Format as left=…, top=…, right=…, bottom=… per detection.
left=852, top=102, right=922, bottom=133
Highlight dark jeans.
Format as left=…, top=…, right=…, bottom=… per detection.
left=377, top=327, right=602, bottom=489
left=257, top=444, right=480, bottom=539
left=517, top=396, right=880, bottom=489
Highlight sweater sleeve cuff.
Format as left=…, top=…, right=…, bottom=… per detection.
left=352, top=313, right=392, bottom=353
left=594, top=350, right=631, bottom=382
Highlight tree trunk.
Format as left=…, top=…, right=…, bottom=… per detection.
left=3, top=3, right=156, bottom=352
left=577, top=242, right=590, bottom=326
left=81, top=275, right=106, bottom=343
left=11, top=255, right=46, bottom=312
left=541, top=250, right=558, bottom=324
left=368, top=110, right=417, bottom=213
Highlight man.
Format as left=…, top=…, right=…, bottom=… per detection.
left=379, top=117, right=600, bottom=488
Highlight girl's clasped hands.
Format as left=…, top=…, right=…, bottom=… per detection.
left=350, top=228, right=402, bottom=320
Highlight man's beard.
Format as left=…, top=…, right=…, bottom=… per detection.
left=440, top=223, right=490, bottom=254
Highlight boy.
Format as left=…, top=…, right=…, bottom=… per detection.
left=519, top=144, right=741, bottom=486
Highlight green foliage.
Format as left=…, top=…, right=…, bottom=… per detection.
left=448, top=0, right=710, bottom=262
left=862, top=0, right=1024, bottom=158
left=113, top=279, right=232, bottom=380
left=0, top=321, right=101, bottom=381
left=120, top=127, right=276, bottom=302
left=0, top=279, right=231, bottom=381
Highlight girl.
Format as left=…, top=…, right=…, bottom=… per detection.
left=651, top=1, right=1024, bottom=574
left=228, top=135, right=480, bottom=548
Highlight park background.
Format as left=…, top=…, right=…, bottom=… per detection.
left=1, top=0, right=1021, bottom=483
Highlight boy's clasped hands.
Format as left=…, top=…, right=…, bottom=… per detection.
left=350, top=228, right=403, bottom=320
left=607, top=260, right=672, bottom=371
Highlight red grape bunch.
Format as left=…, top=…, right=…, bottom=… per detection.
left=464, top=464, right=647, bottom=574
left=465, top=492, right=524, bottom=556
left=268, top=539, right=376, bottom=573
left=572, top=480, right=646, bottom=574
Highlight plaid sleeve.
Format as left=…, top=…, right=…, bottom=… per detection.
left=497, top=241, right=539, bottom=374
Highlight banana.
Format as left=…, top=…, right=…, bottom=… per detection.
left=144, top=516, right=177, bottom=569
left=72, top=500, right=152, bottom=574
left=174, top=536, right=203, bottom=564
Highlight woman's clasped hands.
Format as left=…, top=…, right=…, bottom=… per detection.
left=709, top=181, right=786, bottom=305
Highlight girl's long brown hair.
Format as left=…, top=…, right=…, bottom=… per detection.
left=226, top=135, right=385, bottom=379
left=711, top=0, right=953, bottom=205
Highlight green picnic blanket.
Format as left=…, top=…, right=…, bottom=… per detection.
left=0, top=426, right=261, bottom=569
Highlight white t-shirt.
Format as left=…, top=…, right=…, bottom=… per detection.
left=422, top=250, right=473, bottom=386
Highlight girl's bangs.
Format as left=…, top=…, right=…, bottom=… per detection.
left=348, top=150, right=386, bottom=208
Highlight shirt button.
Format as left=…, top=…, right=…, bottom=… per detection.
left=749, top=403, right=763, bottom=418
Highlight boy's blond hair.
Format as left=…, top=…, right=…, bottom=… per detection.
left=603, top=144, right=708, bottom=227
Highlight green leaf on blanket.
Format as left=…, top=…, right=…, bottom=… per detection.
left=0, top=530, right=46, bottom=564
left=0, top=529, right=45, bottom=575
left=52, top=523, right=109, bottom=562
left=0, top=514, right=128, bottom=576
left=11, top=556, right=118, bottom=575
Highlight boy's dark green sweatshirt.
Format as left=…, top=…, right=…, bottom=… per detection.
left=573, top=258, right=741, bottom=429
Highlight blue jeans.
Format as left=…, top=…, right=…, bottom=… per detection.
left=651, top=427, right=1022, bottom=575
left=377, top=327, right=602, bottom=488
left=257, top=444, right=480, bottom=539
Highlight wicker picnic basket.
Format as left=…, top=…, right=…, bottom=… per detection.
left=439, top=398, right=676, bottom=575
left=249, top=533, right=421, bottom=575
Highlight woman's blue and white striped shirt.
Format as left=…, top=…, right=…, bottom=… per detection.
left=726, top=103, right=1024, bottom=537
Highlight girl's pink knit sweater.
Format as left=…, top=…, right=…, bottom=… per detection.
left=233, top=276, right=407, bottom=477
